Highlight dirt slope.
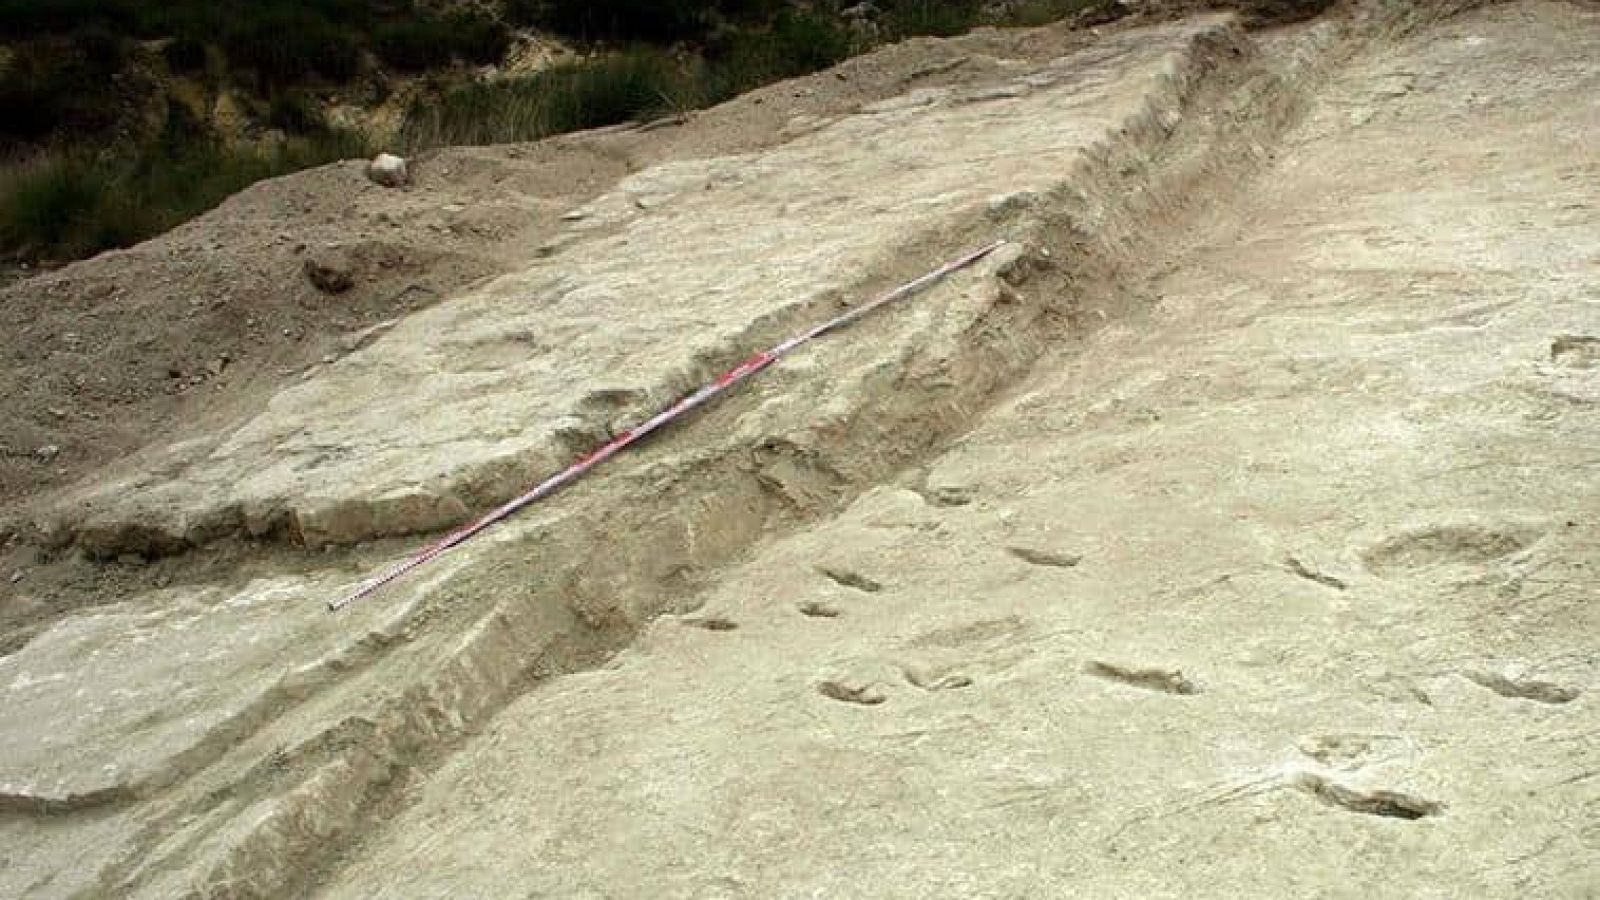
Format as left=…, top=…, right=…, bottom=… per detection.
left=3, top=1, right=1598, bottom=897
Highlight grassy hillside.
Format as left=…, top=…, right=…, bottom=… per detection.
left=0, top=0, right=1116, bottom=265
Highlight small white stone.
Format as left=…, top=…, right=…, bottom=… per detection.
left=366, top=153, right=410, bottom=188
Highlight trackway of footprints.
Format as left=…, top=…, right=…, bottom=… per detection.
left=673, top=527, right=1586, bottom=825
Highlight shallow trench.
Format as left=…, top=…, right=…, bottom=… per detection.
left=195, top=25, right=1322, bottom=900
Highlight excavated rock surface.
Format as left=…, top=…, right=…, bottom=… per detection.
left=0, top=16, right=1110, bottom=667
left=322, top=3, right=1600, bottom=896
left=2, top=1, right=1597, bottom=897
left=51, top=19, right=1229, bottom=556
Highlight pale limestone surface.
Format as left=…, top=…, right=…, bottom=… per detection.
left=4, top=18, right=1241, bottom=898
left=317, top=3, right=1600, bottom=897
left=0, top=572, right=417, bottom=807
left=3, top=3, right=1597, bottom=898
left=1, top=11, right=1215, bottom=817
left=56, top=21, right=1218, bottom=553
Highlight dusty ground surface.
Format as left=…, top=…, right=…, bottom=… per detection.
left=0, top=20, right=1107, bottom=649
left=2, top=0, right=1597, bottom=897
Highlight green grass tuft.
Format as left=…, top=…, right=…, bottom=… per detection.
left=0, top=128, right=370, bottom=263
left=403, top=49, right=695, bottom=150
left=703, top=9, right=853, bottom=98
left=405, top=10, right=854, bottom=153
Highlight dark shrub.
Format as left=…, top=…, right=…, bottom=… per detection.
left=503, top=0, right=546, bottom=27
left=223, top=8, right=363, bottom=86
left=704, top=10, right=851, bottom=100
left=268, top=92, right=329, bottom=134
left=376, top=11, right=508, bottom=72
left=163, top=36, right=209, bottom=73
left=0, top=0, right=138, bottom=37
left=882, top=0, right=982, bottom=38
left=542, top=0, right=710, bottom=42
left=0, top=62, right=70, bottom=140
left=0, top=39, right=124, bottom=142
left=540, top=0, right=793, bottom=38
left=374, top=18, right=454, bottom=71
left=447, top=11, right=512, bottom=64
left=72, top=24, right=127, bottom=72
left=157, top=97, right=210, bottom=149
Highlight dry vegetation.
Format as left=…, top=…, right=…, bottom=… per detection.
left=0, top=0, right=1117, bottom=265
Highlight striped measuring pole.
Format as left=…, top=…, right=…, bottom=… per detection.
left=331, top=239, right=1006, bottom=611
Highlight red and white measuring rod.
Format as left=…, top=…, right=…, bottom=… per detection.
left=330, top=239, right=1007, bottom=611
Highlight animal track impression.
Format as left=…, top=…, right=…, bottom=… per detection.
left=1551, top=334, right=1600, bottom=369
left=1295, top=773, right=1443, bottom=821
left=817, top=680, right=887, bottom=705
left=1083, top=660, right=1199, bottom=695
left=1285, top=555, right=1347, bottom=590
left=817, top=566, right=883, bottom=593
left=1462, top=670, right=1579, bottom=705
left=1297, top=733, right=1406, bottom=771
left=685, top=617, right=738, bottom=632
left=921, top=483, right=977, bottom=507
left=1008, top=546, right=1083, bottom=568
left=1363, top=524, right=1538, bottom=577
left=911, top=616, right=1027, bottom=650
left=902, top=665, right=973, bottom=691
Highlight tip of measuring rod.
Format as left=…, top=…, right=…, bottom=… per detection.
left=328, top=584, right=371, bottom=612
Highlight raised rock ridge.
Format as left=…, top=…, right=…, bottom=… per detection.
left=53, top=21, right=1229, bottom=556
